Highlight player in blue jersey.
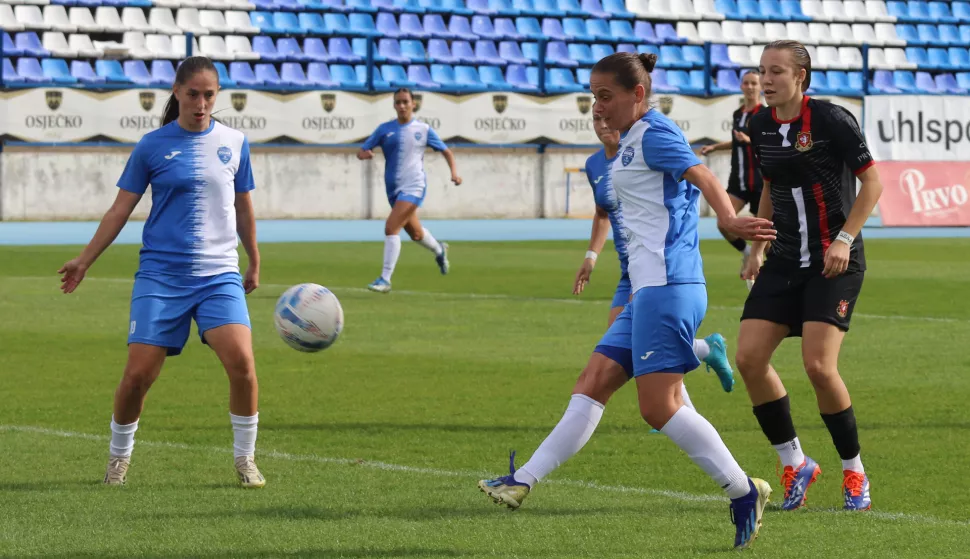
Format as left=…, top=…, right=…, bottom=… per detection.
left=57, top=56, right=265, bottom=489
left=575, top=115, right=736, bottom=394
left=479, top=53, right=777, bottom=550
left=358, top=88, right=462, bottom=293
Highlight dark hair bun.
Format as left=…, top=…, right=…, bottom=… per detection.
left=638, top=53, right=658, bottom=73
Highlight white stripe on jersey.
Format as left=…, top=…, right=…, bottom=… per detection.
left=791, top=186, right=812, bottom=268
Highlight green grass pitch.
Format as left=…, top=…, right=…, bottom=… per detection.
left=1, top=238, right=969, bottom=558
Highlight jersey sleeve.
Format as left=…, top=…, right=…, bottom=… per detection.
left=361, top=123, right=385, bottom=151
left=584, top=155, right=597, bottom=190
left=641, top=122, right=702, bottom=181
left=823, top=105, right=875, bottom=175
left=234, top=136, right=256, bottom=193
left=116, top=139, right=152, bottom=195
left=426, top=126, right=447, bottom=152
left=748, top=115, right=771, bottom=182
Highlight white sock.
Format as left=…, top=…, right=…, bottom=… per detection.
left=681, top=384, right=695, bottom=410
left=842, top=454, right=865, bottom=474
left=416, top=227, right=443, bottom=255
left=514, top=394, right=605, bottom=487
left=109, top=416, right=138, bottom=458
left=693, top=339, right=710, bottom=360
left=660, top=406, right=751, bottom=499
left=381, top=235, right=402, bottom=282
left=230, top=412, right=258, bottom=458
left=772, top=437, right=806, bottom=469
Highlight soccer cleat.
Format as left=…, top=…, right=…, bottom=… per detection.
left=367, top=277, right=391, bottom=293
left=435, top=242, right=450, bottom=275
left=235, top=456, right=266, bottom=489
left=702, top=333, right=735, bottom=393
left=779, top=456, right=821, bottom=510
left=103, top=456, right=130, bottom=485
left=730, top=477, right=772, bottom=549
left=842, top=470, right=871, bottom=511
left=478, top=451, right=531, bottom=509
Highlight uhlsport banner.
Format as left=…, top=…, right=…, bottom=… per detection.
left=0, top=88, right=862, bottom=146
left=864, top=95, right=970, bottom=162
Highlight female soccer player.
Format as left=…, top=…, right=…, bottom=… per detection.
left=57, top=56, right=265, bottom=489
left=480, top=53, right=777, bottom=550
left=574, top=114, right=736, bottom=394
left=736, top=40, right=882, bottom=512
left=699, top=70, right=765, bottom=284
left=357, top=88, right=462, bottom=293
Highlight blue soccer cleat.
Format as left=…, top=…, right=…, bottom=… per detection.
left=780, top=456, right=822, bottom=510
left=478, top=451, right=531, bottom=509
left=730, top=477, right=772, bottom=549
left=435, top=242, right=450, bottom=275
left=367, top=277, right=391, bottom=293
left=702, top=333, right=735, bottom=393
left=842, top=470, right=871, bottom=511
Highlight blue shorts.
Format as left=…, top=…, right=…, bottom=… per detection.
left=594, top=283, right=707, bottom=377
left=611, top=273, right=632, bottom=309
left=128, top=271, right=251, bottom=356
left=388, top=185, right=426, bottom=208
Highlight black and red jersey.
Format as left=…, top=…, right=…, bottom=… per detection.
left=729, top=104, right=765, bottom=195
left=750, top=96, right=874, bottom=272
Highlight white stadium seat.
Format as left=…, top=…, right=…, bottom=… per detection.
left=122, top=7, right=154, bottom=33
left=171, top=33, right=200, bottom=58
left=875, top=22, right=906, bottom=45
left=810, top=22, right=839, bottom=45
left=68, top=33, right=100, bottom=57
left=816, top=45, right=843, bottom=69
left=831, top=23, right=861, bottom=45
left=176, top=8, right=209, bottom=35
left=675, top=21, right=703, bottom=43
left=146, top=33, right=179, bottom=59
left=697, top=21, right=725, bottom=43
left=225, top=34, right=261, bottom=60
left=764, top=22, right=788, bottom=42
left=15, top=5, right=49, bottom=29
left=721, top=20, right=751, bottom=44
left=69, top=6, right=100, bottom=32
left=0, top=5, right=26, bottom=31
left=865, top=0, right=896, bottom=22
left=199, top=9, right=233, bottom=33
left=670, top=0, right=703, bottom=20
left=728, top=45, right=755, bottom=66
left=884, top=47, right=917, bottom=69
left=42, top=5, right=75, bottom=33
left=95, top=7, right=125, bottom=32
left=839, top=46, right=863, bottom=68
left=787, top=22, right=816, bottom=44
left=822, top=0, right=854, bottom=22
left=43, top=31, right=76, bottom=57
left=801, top=0, right=831, bottom=22
left=844, top=1, right=872, bottom=22
left=123, top=31, right=155, bottom=58
left=199, top=35, right=234, bottom=60
left=852, top=23, right=883, bottom=45
left=149, top=7, right=182, bottom=35
left=693, top=0, right=724, bottom=19
left=628, top=0, right=650, bottom=18
left=225, top=10, right=259, bottom=33
left=741, top=22, right=766, bottom=43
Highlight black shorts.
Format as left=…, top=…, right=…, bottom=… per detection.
left=740, top=265, right=864, bottom=337
left=727, top=179, right=762, bottom=216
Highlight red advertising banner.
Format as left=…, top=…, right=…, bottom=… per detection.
left=875, top=162, right=970, bottom=227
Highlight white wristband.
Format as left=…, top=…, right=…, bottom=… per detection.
left=585, top=250, right=598, bottom=262
left=836, top=231, right=854, bottom=246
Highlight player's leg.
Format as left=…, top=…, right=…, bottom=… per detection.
left=630, top=284, right=770, bottom=549
left=369, top=197, right=419, bottom=293
left=801, top=271, right=870, bottom=510
left=403, top=210, right=449, bottom=275
left=196, top=273, right=265, bottom=488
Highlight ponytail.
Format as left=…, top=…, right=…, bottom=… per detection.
left=161, top=94, right=179, bottom=126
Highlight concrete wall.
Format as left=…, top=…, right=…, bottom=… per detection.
left=0, top=145, right=732, bottom=221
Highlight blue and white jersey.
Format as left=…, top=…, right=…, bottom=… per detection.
left=117, top=120, right=255, bottom=278
left=584, top=148, right=629, bottom=277
left=610, top=109, right=704, bottom=292
left=361, top=119, right=447, bottom=195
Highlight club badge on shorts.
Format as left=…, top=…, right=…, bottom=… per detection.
left=837, top=299, right=849, bottom=318
left=795, top=131, right=813, bottom=152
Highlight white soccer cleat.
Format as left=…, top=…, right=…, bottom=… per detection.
left=103, top=456, right=130, bottom=485
left=235, top=455, right=266, bottom=488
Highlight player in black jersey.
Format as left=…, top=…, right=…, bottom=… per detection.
left=700, top=70, right=766, bottom=285
left=734, top=40, right=884, bottom=513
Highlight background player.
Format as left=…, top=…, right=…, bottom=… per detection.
left=357, top=88, right=461, bottom=294
left=57, top=56, right=266, bottom=489
left=735, top=40, right=883, bottom=512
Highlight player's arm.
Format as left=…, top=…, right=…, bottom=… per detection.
left=699, top=140, right=732, bottom=155
left=747, top=179, right=773, bottom=259
left=428, top=128, right=461, bottom=185
left=683, top=164, right=775, bottom=242
left=75, top=190, right=142, bottom=269
left=235, top=138, right=260, bottom=293
left=574, top=204, right=609, bottom=295
left=358, top=125, right=383, bottom=160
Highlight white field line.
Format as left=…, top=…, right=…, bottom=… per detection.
left=1, top=424, right=968, bottom=529
left=4, top=275, right=969, bottom=324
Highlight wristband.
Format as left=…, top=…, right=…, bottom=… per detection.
left=585, top=250, right=598, bottom=262
left=835, top=230, right=854, bottom=246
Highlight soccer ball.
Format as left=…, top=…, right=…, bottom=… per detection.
left=273, top=283, right=344, bottom=352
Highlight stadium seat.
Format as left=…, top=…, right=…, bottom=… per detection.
left=542, top=18, right=569, bottom=41
left=634, top=20, right=662, bottom=43
left=152, top=59, right=176, bottom=83
left=616, top=42, right=635, bottom=53
left=609, top=19, right=637, bottom=42
left=408, top=64, right=441, bottom=88
left=43, top=6, right=75, bottom=34
left=939, top=24, right=962, bottom=46
left=2, top=58, right=19, bottom=83
left=177, top=8, right=209, bottom=36
left=714, top=0, right=740, bottom=19
left=585, top=18, right=613, bottom=41
left=499, top=40, right=530, bottom=64
left=590, top=42, right=613, bottom=59
left=514, top=16, right=543, bottom=39
left=468, top=0, right=498, bottom=14
left=450, top=15, right=480, bottom=40
left=428, top=38, right=459, bottom=62
left=401, top=39, right=429, bottom=61
left=328, top=37, right=361, bottom=63
left=377, top=38, right=409, bottom=64
left=254, top=62, right=283, bottom=86
left=349, top=13, right=380, bottom=36
left=535, top=0, right=566, bottom=16
left=506, top=63, right=538, bottom=90
left=603, top=0, right=635, bottom=18
left=738, top=0, right=767, bottom=20
left=711, top=43, right=739, bottom=68
left=656, top=23, right=685, bottom=43
left=227, top=10, right=260, bottom=34
left=956, top=71, right=970, bottom=89
left=431, top=63, right=461, bottom=88
left=682, top=44, right=705, bottom=66
left=348, top=0, right=379, bottom=11
left=521, top=41, right=539, bottom=63
left=382, top=63, right=416, bottom=86
left=70, top=59, right=105, bottom=84
left=479, top=64, right=510, bottom=87
left=936, top=72, right=969, bottom=93
left=324, top=13, right=351, bottom=34
left=95, top=59, right=132, bottom=83
left=927, top=47, right=951, bottom=69
left=547, top=67, right=581, bottom=92
left=546, top=40, right=576, bottom=66
left=15, top=6, right=47, bottom=31
left=871, top=69, right=899, bottom=92
left=582, top=0, right=610, bottom=18
left=303, top=38, right=331, bottom=62
left=229, top=60, right=262, bottom=85
left=68, top=33, right=100, bottom=58
left=253, top=35, right=284, bottom=61
left=361, top=65, right=391, bottom=89
left=568, top=42, right=595, bottom=65
left=123, top=59, right=157, bottom=85
left=226, top=35, right=261, bottom=60
left=659, top=45, right=690, bottom=68
left=279, top=62, right=310, bottom=86
left=199, top=10, right=233, bottom=34
left=331, top=64, right=363, bottom=87
left=41, top=57, right=77, bottom=83
left=451, top=40, right=479, bottom=63
left=278, top=37, right=309, bottom=61
left=475, top=40, right=506, bottom=65
left=424, top=13, right=455, bottom=38
left=376, top=12, right=403, bottom=37
left=950, top=47, right=970, bottom=70
left=781, top=0, right=812, bottom=20
left=728, top=44, right=754, bottom=66
left=444, top=0, right=476, bottom=15
left=917, top=24, right=945, bottom=46
left=306, top=62, right=338, bottom=87
left=915, top=70, right=939, bottom=92
left=399, top=13, right=428, bottom=38
left=955, top=2, right=970, bottom=23
left=714, top=68, right=739, bottom=93
left=16, top=32, right=50, bottom=58
left=491, top=17, right=521, bottom=39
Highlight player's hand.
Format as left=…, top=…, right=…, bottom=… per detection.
left=451, top=173, right=462, bottom=186
left=573, top=258, right=595, bottom=295
left=357, top=149, right=374, bottom=161
left=741, top=249, right=763, bottom=282
left=734, top=130, right=751, bottom=144
left=822, top=241, right=850, bottom=279
left=699, top=145, right=715, bottom=155
left=243, top=265, right=259, bottom=294
left=57, top=257, right=88, bottom=294
left=722, top=216, right=776, bottom=242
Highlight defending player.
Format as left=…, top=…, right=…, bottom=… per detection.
left=357, top=88, right=461, bottom=293
left=736, top=40, right=883, bottom=512
left=58, top=56, right=265, bottom=488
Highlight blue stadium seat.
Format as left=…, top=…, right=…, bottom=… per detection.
left=42, top=58, right=77, bottom=84
left=714, top=68, right=740, bottom=93
left=659, top=45, right=689, bottom=68
left=278, top=38, right=308, bottom=61
left=153, top=60, right=177, bottom=84
left=401, top=39, right=429, bottom=62
left=408, top=64, right=441, bottom=87
left=656, top=23, right=684, bottom=43
left=475, top=40, right=506, bottom=65
left=956, top=71, right=970, bottom=89
left=928, top=47, right=953, bottom=69
left=543, top=18, right=570, bottom=41
left=372, top=0, right=400, bottom=12
left=638, top=43, right=661, bottom=58
left=683, top=45, right=705, bottom=66
left=521, top=41, right=539, bottom=63
left=559, top=0, right=584, bottom=16
left=452, top=40, right=479, bottom=63
left=591, top=42, right=613, bottom=60
left=711, top=43, right=739, bottom=68
left=348, top=0, right=378, bottom=11
left=305, top=38, right=332, bottom=61
left=568, top=42, right=595, bottom=65
left=253, top=36, right=285, bottom=61
left=887, top=1, right=914, bottom=21
left=602, top=0, right=634, bottom=18
left=3, top=32, right=24, bottom=57
left=616, top=42, right=635, bottom=53
left=826, top=70, right=851, bottom=94
left=479, top=64, right=510, bottom=87
left=16, top=32, right=50, bottom=58
left=935, top=72, right=969, bottom=93
left=450, top=15, right=480, bottom=40
left=443, top=0, right=475, bottom=15
left=586, top=18, right=613, bottom=41
left=506, top=63, right=538, bottom=90
left=534, top=0, right=566, bottom=16
left=930, top=1, right=959, bottom=22
left=955, top=2, right=970, bottom=22
left=893, top=70, right=918, bottom=92
left=454, top=64, right=487, bottom=89
left=297, top=0, right=326, bottom=10
left=250, top=0, right=276, bottom=10
left=70, top=60, right=104, bottom=84
left=548, top=67, right=582, bottom=92
left=494, top=17, right=524, bottom=39
left=379, top=38, right=410, bottom=64
left=609, top=19, right=638, bottom=42
left=375, top=13, right=403, bottom=37
left=331, top=64, right=363, bottom=87
left=576, top=66, right=590, bottom=86
left=280, top=62, right=310, bottom=86
left=915, top=70, right=940, bottom=92
left=917, top=24, right=945, bottom=46
left=254, top=63, right=283, bottom=86
left=122, top=59, right=155, bottom=85
left=273, top=12, right=301, bottom=34
left=847, top=71, right=863, bottom=92
left=651, top=69, right=678, bottom=92
left=508, top=0, right=533, bottom=14
left=871, top=69, right=900, bottom=92
left=738, top=0, right=766, bottom=20
left=940, top=24, right=962, bottom=45
left=397, top=12, right=426, bottom=37
left=428, top=38, right=459, bottom=62
left=424, top=13, right=456, bottom=38
left=349, top=13, right=381, bottom=36
left=499, top=40, right=530, bottom=64
left=359, top=65, right=390, bottom=89
left=324, top=13, right=352, bottom=34
left=808, top=71, right=830, bottom=94
left=960, top=24, right=970, bottom=43
left=95, top=59, right=131, bottom=83
left=298, top=13, right=327, bottom=33
left=896, top=24, right=919, bottom=43
left=327, top=37, right=361, bottom=63
left=381, top=63, right=415, bottom=86
left=491, top=0, right=518, bottom=15
left=351, top=37, right=371, bottom=60
left=277, top=0, right=302, bottom=11
left=468, top=0, right=497, bottom=14
left=546, top=40, right=576, bottom=66
left=909, top=1, right=934, bottom=22
left=905, top=46, right=929, bottom=66
left=582, top=0, right=609, bottom=17
left=306, top=62, right=339, bottom=87
left=715, top=0, right=741, bottom=19
left=431, top=63, right=459, bottom=88
left=634, top=21, right=661, bottom=44
left=950, top=47, right=970, bottom=69
left=230, top=61, right=261, bottom=86
left=396, top=0, right=427, bottom=12
left=780, top=0, right=811, bottom=20
left=515, top=16, right=543, bottom=39
left=761, top=0, right=787, bottom=20
left=250, top=12, right=282, bottom=33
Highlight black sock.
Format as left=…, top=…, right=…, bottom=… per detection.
left=821, top=406, right=861, bottom=460
left=729, top=237, right=747, bottom=252
left=752, top=395, right=797, bottom=446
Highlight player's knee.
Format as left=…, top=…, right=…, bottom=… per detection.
left=222, top=350, right=256, bottom=381
left=640, top=406, right=675, bottom=430
left=120, top=363, right=160, bottom=394
left=803, top=358, right=837, bottom=386
left=735, top=345, right=769, bottom=378
left=572, top=367, right=613, bottom=405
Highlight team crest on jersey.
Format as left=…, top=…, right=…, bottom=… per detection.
left=217, top=146, right=232, bottom=164
left=837, top=299, right=849, bottom=318
left=621, top=146, right=635, bottom=166
left=795, top=131, right=813, bottom=152
left=415, top=131, right=422, bottom=140
left=320, top=93, right=336, bottom=113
